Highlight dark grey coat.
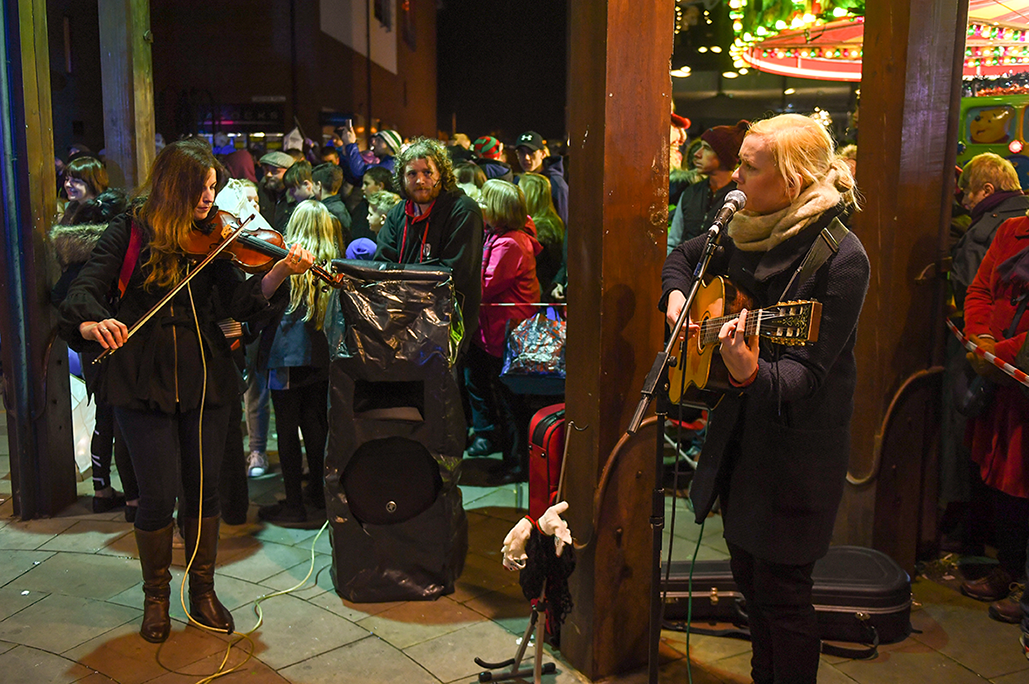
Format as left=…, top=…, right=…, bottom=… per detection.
left=660, top=209, right=870, bottom=565
left=951, top=193, right=1029, bottom=291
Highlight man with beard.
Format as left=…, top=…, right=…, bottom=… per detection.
left=258, top=151, right=295, bottom=231
left=375, top=137, right=484, bottom=343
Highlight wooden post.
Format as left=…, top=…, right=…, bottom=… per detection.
left=561, top=0, right=673, bottom=679
left=98, top=0, right=155, bottom=190
left=0, top=0, right=76, bottom=519
left=837, top=0, right=968, bottom=571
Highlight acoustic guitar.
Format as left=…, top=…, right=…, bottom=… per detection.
left=667, top=276, right=822, bottom=408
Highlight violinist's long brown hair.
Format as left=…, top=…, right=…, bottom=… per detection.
left=134, top=139, right=217, bottom=290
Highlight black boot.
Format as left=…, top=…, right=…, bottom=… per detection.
left=182, top=517, right=235, bottom=633
left=134, top=524, right=173, bottom=643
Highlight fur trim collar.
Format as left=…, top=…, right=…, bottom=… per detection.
left=49, top=223, right=107, bottom=269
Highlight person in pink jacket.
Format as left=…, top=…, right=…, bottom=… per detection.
left=464, top=179, right=542, bottom=484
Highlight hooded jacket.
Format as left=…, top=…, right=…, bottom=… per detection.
left=375, top=186, right=484, bottom=340
left=473, top=158, right=515, bottom=183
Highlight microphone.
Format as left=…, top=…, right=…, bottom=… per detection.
left=708, top=190, right=747, bottom=234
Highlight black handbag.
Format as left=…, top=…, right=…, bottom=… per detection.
left=956, top=292, right=1029, bottom=417
left=955, top=367, right=996, bottom=418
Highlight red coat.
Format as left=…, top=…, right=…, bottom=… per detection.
left=475, top=218, right=542, bottom=357
left=964, top=215, right=1029, bottom=498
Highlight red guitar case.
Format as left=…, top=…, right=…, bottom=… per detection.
left=528, top=403, right=565, bottom=520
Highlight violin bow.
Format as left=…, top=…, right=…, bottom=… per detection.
left=94, top=215, right=254, bottom=363
left=946, top=318, right=1029, bottom=389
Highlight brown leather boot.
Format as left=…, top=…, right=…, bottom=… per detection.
left=134, top=524, right=174, bottom=643
left=182, top=517, right=234, bottom=633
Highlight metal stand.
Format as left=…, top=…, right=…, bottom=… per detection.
left=626, top=226, right=724, bottom=684
left=474, top=584, right=557, bottom=683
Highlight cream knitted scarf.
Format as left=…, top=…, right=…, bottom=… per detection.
left=727, top=170, right=842, bottom=252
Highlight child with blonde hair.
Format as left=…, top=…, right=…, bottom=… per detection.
left=257, top=200, right=342, bottom=523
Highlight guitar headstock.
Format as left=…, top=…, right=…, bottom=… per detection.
left=757, top=300, right=822, bottom=345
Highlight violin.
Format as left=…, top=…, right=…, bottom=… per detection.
left=95, top=208, right=341, bottom=363
left=189, top=210, right=343, bottom=287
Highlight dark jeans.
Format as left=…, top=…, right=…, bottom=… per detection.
left=114, top=403, right=230, bottom=532
left=463, top=347, right=498, bottom=443
left=463, top=343, right=530, bottom=469
left=727, top=541, right=820, bottom=684
left=270, top=380, right=328, bottom=509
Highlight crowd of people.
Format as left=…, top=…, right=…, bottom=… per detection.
left=48, top=124, right=571, bottom=642
left=46, top=107, right=1029, bottom=666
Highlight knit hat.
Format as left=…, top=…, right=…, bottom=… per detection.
left=473, top=136, right=503, bottom=159
left=701, top=120, right=749, bottom=170
left=346, top=237, right=378, bottom=261
left=259, top=151, right=295, bottom=169
left=373, top=130, right=402, bottom=155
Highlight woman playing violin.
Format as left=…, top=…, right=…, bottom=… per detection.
left=58, top=139, right=314, bottom=644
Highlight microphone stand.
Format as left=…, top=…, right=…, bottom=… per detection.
left=626, top=223, right=724, bottom=684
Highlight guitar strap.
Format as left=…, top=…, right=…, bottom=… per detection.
left=778, top=217, right=849, bottom=302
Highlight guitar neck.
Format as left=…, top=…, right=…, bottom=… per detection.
left=697, top=301, right=818, bottom=347
left=698, top=312, right=763, bottom=346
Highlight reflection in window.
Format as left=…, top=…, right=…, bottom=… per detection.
left=375, top=0, right=392, bottom=30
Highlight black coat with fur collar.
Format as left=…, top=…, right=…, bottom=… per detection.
left=57, top=213, right=286, bottom=413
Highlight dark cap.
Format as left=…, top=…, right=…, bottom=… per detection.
left=701, top=120, right=749, bottom=170
left=515, top=131, right=544, bottom=151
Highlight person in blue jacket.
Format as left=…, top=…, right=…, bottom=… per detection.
left=331, top=122, right=402, bottom=186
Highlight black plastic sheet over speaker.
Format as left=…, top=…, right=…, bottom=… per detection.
left=323, top=260, right=468, bottom=602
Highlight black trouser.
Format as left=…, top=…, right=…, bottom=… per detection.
left=91, top=400, right=139, bottom=499
left=270, top=380, right=328, bottom=509
left=219, top=395, right=250, bottom=524
left=114, top=404, right=230, bottom=532
left=991, top=486, right=1029, bottom=577
left=463, top=343, right=530, bottom=469
left=727, top=541, right=820, bottom=684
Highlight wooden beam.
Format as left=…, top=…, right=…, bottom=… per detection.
left=837, top=0, right=967, bottom=571
left=98, top=0, right=155, bottom=189
left=561, top=0, right=673, bottom=679
left=0, top=0, right=76, bottom=518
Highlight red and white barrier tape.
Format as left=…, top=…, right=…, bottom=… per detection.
left=946, top=318, right=1029, bottom=388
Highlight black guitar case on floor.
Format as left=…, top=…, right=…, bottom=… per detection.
left=661, top=545, right=912, bottom=658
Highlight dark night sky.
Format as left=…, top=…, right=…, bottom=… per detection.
left=436, top=0, right=568, bottom=146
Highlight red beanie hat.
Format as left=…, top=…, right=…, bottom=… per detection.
left=701, top=120, right=749, bottom=170
left=473, top=136, right=503, bottom=160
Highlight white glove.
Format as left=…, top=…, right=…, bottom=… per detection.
left=538, top=501, right=572, bottom=557
left=501, top=517, right=533, bottom=571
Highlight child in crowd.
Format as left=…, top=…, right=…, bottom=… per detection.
left=464, top=179, right=542, bottom=483
left=366, top=190, right=401, bottom=234
left=256, top=200, right=343, bottom=524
